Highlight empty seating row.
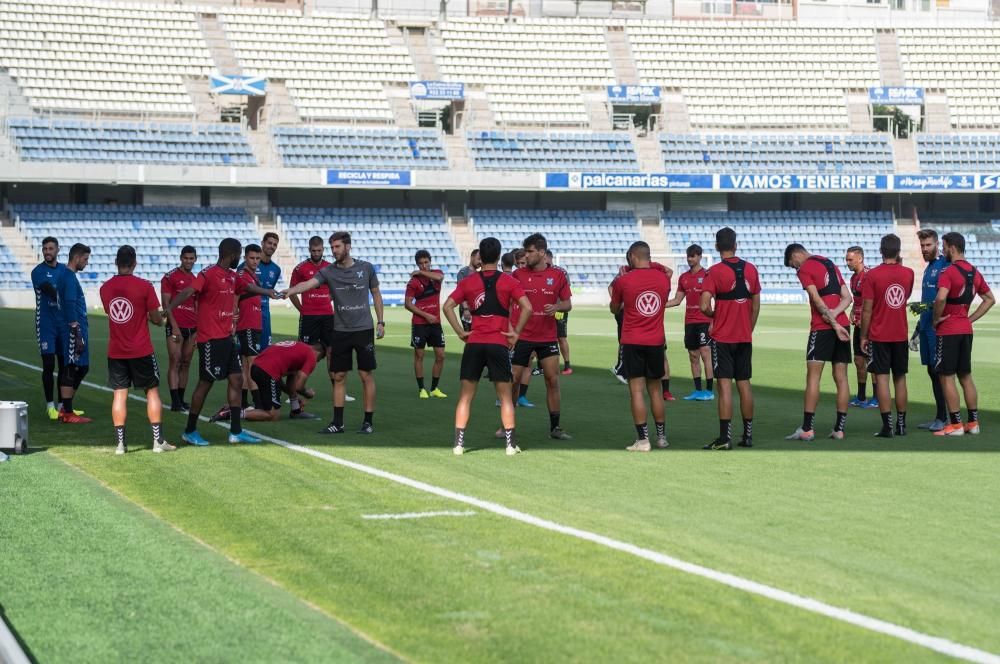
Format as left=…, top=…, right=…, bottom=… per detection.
left=916, top=134, right=1000, bottom=174
left=467, top=131, right=638, bottom=172
left=273, top=127, right=448, bottom=170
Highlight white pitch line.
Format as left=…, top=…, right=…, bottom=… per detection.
left=1, top=353, right=997, bottom=664
left=361, top=510, right=476, bottom=520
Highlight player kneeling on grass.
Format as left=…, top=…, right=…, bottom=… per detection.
left=610, top=241, right=670, bottom=452
left=405, top=249, right=448, bottom=399
left=443, top=237, right=531, bottom=456
left=100, top=245, right=174, bottom=455
left=239, top=341, right=319, bottom=422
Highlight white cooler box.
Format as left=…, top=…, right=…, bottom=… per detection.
left=0, top=401, right=29, bottom=454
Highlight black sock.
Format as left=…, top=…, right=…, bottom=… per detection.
left=834, top=411, right=847, bottom=433
left=251, top=389, right=260, bottom=408
left=968, top=408, right=978, bottom=423
left=431, top=376, right=440, bottom=390
left=454, top=427, right=465, bottom=447
left=169, top=388, right=179, bottom=405
left=896, top=411, right=906, bottom=434
left=230, top=407, right=242, bottom=434
left=929, top=367, right=946, bottom=421
left=694, top=376, right=703, bottom=391
left=564, top=361, right=570, bottom=370
left=179, top=387, right=187, bottom=404
left=719, top=419, right=732, bottom=443
left=41, top=355, right=56, bottom=402
left=363, top=411, right=373, bottom=426
left=519, top=384, right=529, bottom=398
left=802, top=411, right=815, bottom=432
left=504, top=428, right=515, bottom=447
left=62, top=396, right=73, bottom=413
left=655, top=421, right=665, bottom=439
left=334, top=406, right=344, bottom=427
left=185, top=411, right=198, bottom=434
left=742, top=418, right=752, bottom=441
left=416, top=376, right=425, bottom=390
left=549, top=411, right=560, bottom=431
left=949, top=411, right=962, bottom=425
left=635, top=423, right=648, bottom=440
left=706, top=378, right=713, bottom=391
left=114, top=425, right=125, bottom=446
left=241, top=389, right=249, bottom=408
left=880, top=411, right=893, bottom=433
left=857, top=381, right=867, bottom=400
left=661, top=379, right=670, bottom=392
left=151, top=422, right=162, bottom=445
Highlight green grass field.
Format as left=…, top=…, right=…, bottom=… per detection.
left=1, top=304, right=998, bottom=663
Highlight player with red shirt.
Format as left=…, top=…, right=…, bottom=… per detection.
left=611, top=260, right=674, bottom=398
left=290, top=236, right=334, bottom=361
left=932, top=232, right=995, bottom=436
left=666, top=244, right=714, bottom=401
left=845, top=245, right=876, bottom=408
left=512, top=234, right=573, bottom=440
left=166, top=238, right=269, bottom=446
left=783, top=243, right=853, bottom=442
left=442, top=237, right=531, bottom=456
left=161, top=245, right=198, bottom=412
left=699, top=228, right=761, bottom=450
left=240, top=340, right=320, bottom=422
left=100, top=245, right=171, bottom=455
left=404, top=249, right=448, bottom=399
left=610, top=241, right=670, bottom=452
left=860, top=234, right=915, bottom=438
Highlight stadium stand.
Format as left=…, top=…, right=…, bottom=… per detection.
left=219, top=9, right=415, bottom=122
left=663, top=211, right=895, bottom=290
left=0, top=241, right=30, bottom=289
left=470, top=209, right=640, bottom=287
left=7, top=119, right=255, bottom=166
left=13, top=205, right=259, bottom=285
left=436, top=18, right=615, bottom=126
left=925, top=222, right=1000, bottom=285
left=467, top=131, right=638, bottom=171
left=629, top=23, right=880, bottom=127
left=273, top=127, right=448, bottom=169
left=276, top=207, right=462, bottom=292
left=0, top=0, right=211, bottom=114
left=915, top=135, right=1000, bottom=174
left=898, top=28, right=1000, bottom=128
left=659, top=134, right=893, bottom=174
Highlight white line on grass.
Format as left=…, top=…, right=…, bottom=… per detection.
left=0, top=612, right=30, bottom=664
left=361, top=510, right=476, bottom=520
left=3, top=353, right=997, bottom=664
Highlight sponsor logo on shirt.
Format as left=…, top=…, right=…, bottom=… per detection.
left=636, top=291, right=662, bottom=317
left=108, top=297, right=134, bottom=324
left=885, top=284, right=907, bottom=309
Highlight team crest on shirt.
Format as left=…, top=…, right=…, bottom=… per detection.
left=356, top=271, right=364, bottom=279
left=635, top=291, right=662, bottom=317
left=546, top=278, right=554, bottom=285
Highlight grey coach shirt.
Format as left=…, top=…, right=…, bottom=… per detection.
left=315, top=260, right=379, bottom=332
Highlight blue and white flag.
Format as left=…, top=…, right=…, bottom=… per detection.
left=210, top=74, right=266, bottom=96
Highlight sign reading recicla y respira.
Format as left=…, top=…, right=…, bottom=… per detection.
left=868, top=87, right=924, bottom=105
left=210, top=74, right=266, bottom=96
left=327, top=170, right=412, bottom=187
left=410, top=81, right=465, bottom=100
left=607, top=85, right=661, bottom=104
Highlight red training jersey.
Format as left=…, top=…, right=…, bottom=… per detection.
left=161, top=267, right=197, bottom=328
left=849, top=266, right=869, bottom=326
left=291, top=259, right=333, bottom=316
left=235, top=267, right=262, bottom=332
left=936, top=260, right=991, bottom=336
left=100, top=274, right=159, bottom=359
left=191, top=264, right=237, bottom=343
left=862, top=262, right=914, bottom=342
left=513, top=266, right=572, bottom=342
left=253, top=340, right=318, bottom=379
left=702, top=257, right=761, bottom=344
left=448, top=270, right=525, bottom=346
left=677, top=267, right=711, bottom=325
left=404, top=269, right=444, bottom=325
left=797, top=255, right=850, bottom=331
left=610, top=267, right=670, bottom=346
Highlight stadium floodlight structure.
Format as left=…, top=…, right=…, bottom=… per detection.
left=555, top=252, right=714, bottom=305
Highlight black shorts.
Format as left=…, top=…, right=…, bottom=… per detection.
left=198, top=337, right=242, bottom=382
left=852, top=326, right=865, bottom=357
left=711, top=340, right=753, bottom=381
left=620, top=344, right=666, bottom=380
left=299, top=315, right=335, bottom=349
left=411, top=323, right=445, bottom=349
left=108, top=354, right=160, bottom=390
left=237, top=328, right=262, bottom=357
left=807, top=329, right=852, bottom=364
left=460, top=343, right=512, bottom=383
left=556, top=312, right=569, bottom=339
left=684, top=323, right=711, bottom=351
left=867, top=340, right=909, bottom=376
left=935, top=334, right=973, bottom=376
left=250, top=365, right=282, bottom=411
left=511, top=339, right=560, bottom=366
left=330, top=329, right=377, bottom=373
left=165, top=324, right=196, bottom=341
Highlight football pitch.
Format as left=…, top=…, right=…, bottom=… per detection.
left=1, top=304, right=998, bottom=663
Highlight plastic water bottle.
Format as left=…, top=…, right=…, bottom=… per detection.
left=0, top=451, right=8, bottom=463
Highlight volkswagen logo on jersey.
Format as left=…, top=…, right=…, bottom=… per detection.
left=108, top=297, right=134, bottom=324
left=636, top=291, right=662, bottom=317
left=885, top=284, right=907, bottom=309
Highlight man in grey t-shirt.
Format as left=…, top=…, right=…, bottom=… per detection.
left=455, top=248, right=481, bottom=332
left=283, top=231, right=384, bottom=435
